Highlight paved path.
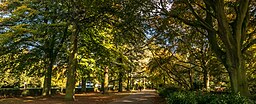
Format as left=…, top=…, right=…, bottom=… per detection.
left=108, top=89, right=165, bottom=104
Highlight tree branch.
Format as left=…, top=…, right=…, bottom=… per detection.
left=234, top=0, right=250, bottom=49
left=203, top=2, right=226, bottom=66
left=168, top=13, right=203, bottom=27
left=214, top=0, right=234, bottom=50
left=185, top=0, right=216, bottom=32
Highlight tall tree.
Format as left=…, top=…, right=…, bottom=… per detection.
left=0, top=0, right=70, bottom=96
left=65, top=23, right=78, bottom=100
left=156, top=0, right=256, bottom=96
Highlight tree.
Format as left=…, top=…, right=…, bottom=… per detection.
left=65, top=23, right=78, bottom=100
left=157, top=0, right=256, bottom=96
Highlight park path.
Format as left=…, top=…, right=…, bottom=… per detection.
left=108, top=89, right=165, bottom=104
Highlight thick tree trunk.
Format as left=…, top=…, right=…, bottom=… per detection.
left=65, top=26, right=78, bottom=101
left=103, top=66, right=109, bottom=94
left=226, top=56, right=250, bottom=96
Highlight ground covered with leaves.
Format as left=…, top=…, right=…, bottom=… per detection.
left=0, top=91, right=166, bottom=104
left=0, top=92, right=129, bottom=104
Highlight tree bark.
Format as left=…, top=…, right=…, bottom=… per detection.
left=65, top=25, right=78, bottom=101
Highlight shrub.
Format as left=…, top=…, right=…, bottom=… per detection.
left=208, top=94, right=255, bottom=104
left=21, top=90, right=29, bottom=96
left=166, top=91, right=254, bottom=104
left=167, top=92, right=197, bottom=104
left=0, top=88, right=61, bottom=97
left=158, top=87, right=180, bottom=97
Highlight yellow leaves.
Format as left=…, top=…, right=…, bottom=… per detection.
left=13, top=4, right=38, bottom=17
left=104, top=43, right=113, bottom=49
left=0, top=18, right=3, bottom=23
left=0, top=24, right=38, bottom=43
left=112, top=3, right=122, bottom=10
left=0, top=0, right=9, bottom=9
left=0, top=32, right=14, bottom=44
left=79, top=58, right=96, bottom=66
left=97, top=29, right=115, bottom=49
left=11, top=24, right=37, bottom=34
left=227, top=14, right=236, bottom=21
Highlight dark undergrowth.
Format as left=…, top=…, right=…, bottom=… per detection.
left=158, top=87, right=255, bottom=104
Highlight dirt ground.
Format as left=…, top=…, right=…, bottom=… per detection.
left=0, top=92, right=129, bottom=104
left=0, top=91, right=166, bottom=104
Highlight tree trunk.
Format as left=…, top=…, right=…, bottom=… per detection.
left=42, top=60, right=54, bottom=96
left=103, top=66, right=109, bottom=94
left=117, top=57, right=123, bottom=92
left=65, top=25, right=78, bottom=101
left=42, top=34, right=56, bottom=96
left=81, top=77, right=86, bottom=93
left=143, top=77, right=146, bottom=90
left=203, top=70, right=210, bottom=91
left=118, top=72, right=123, bottom=92
left=113, top=80, right=116, bottom=91
left=127, top=75, right=131, bottom=91
left=226, top=55, right=250, bottom=96
left=42, top=25, right=68, bottom=96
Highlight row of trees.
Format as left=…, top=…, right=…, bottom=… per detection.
left=1, top=0, right=256, bottom=100
left=0, top=0, right=149, bottom=100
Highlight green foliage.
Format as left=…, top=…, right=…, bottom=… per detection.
left=0, top=0, right=256, bottom=102
left=21, top=89, right=29, bottom=96
left=167, top=92, right=197, bottom=104
left=158, top=87, right=181, bottom=97
left=166, top=91, right=255, bottom=104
